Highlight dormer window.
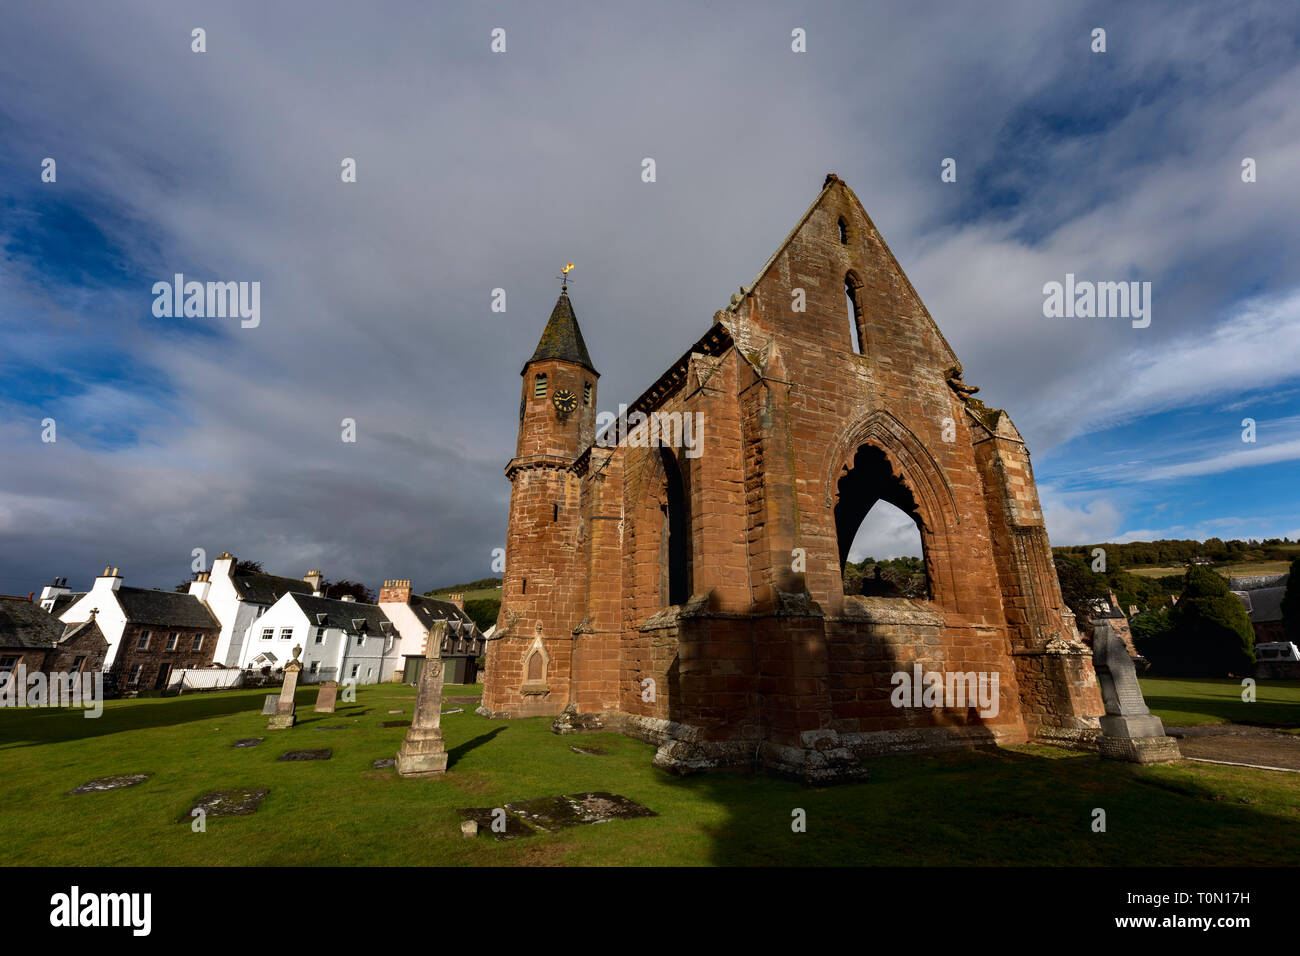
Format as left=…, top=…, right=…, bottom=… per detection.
left=534, top=373, right=547, bottom=399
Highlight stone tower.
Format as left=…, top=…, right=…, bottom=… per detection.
left=483, top=285, right=599, bottom=717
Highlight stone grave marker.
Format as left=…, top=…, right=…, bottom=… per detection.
left=1093, top=620, right=1181, bottom=764
left=179, top=788, right=269, bottom=822
left=267, top=645, right=303, bottom=730
left=395, top=621, right=449, bottom=777
left=277, top=749, right=332, bottom=761
left=261, top=695, right=278, bottom=716
left=68, top=773, right=152, bottom=794
left=314, top=680, right=339, bottom=713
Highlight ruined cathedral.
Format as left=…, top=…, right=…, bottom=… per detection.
left=481, top=175, right=1103, bottom=781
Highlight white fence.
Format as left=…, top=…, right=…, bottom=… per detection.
left=168, top=668, right=245, bottom=692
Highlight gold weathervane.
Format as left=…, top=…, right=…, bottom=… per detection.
left=557, top=262, right=576, bottom=292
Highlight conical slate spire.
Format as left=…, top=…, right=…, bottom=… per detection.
left=525, top=291, right=598, bottom=376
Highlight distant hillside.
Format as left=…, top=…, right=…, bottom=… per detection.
left=426, top=577, right=502, bottom=632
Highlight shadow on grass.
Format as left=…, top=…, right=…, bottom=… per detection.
left=1142, top=678, right=1300, bottom=728
left=448, top=727, right=506, bottom=768
left=644, top=743, right=1300, bottom=866
left=0, top=686, right=319, bottom=748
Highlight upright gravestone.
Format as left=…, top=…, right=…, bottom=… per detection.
left=267, top=645, right=303, bottom=730
left=314, top=680, right=339, bottom=714
left=396, top=621, right=449, bottom=777
left=1092, top=621, right=1181, bottom=763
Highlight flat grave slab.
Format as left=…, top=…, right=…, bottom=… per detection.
left=180, top=787, right=268, bottom=822
left=233, top=738, right=264, bottom=748
left=314, top=725, right=348, bottom=730
left=381, top=720, right=411, bottom=728
left=277, top=749, right=332, bottom=761
left=68, top=773, right=152, bottom=795
left=457, top=806, right=537, bottom=841
left=372, top=758, right=395, bottom=769
left=569, top=745, right=608, bottom=756
left=387, top=709, right=403, bottom=714
left=441, top=708, right=464, bottom=716
left=567, top=792, right=658, bottom=823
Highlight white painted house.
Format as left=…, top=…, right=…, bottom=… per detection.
left=376, top=579, right=485, bottom=683
left=240, top=591, right=402, bottom=684
left=186, top=552, right=320, bottom=666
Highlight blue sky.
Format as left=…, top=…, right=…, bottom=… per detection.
left=2, top=0, right=1299, bottom=588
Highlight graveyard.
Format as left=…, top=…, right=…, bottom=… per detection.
left=1, top=678, right=1297, bottom=867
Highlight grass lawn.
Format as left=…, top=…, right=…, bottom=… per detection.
left=1127, top=560, right=1291, bottom=579
left=2, top=682, right=1298, bottom=866
left=1141, top=677, right=1300, bottom=729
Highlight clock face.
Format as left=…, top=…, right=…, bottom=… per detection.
left=552, top=388, right=578, bottom=414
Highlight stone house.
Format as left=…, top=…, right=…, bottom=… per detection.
left=377, top=580, right=486, bottom=684
left=482, top=175, right=1103, bottom=781
left=54, top=568, right=220, bottom=692
left=0, top=594, right=109, bottom=688
left=1230, top=573, right=1289, bottom=643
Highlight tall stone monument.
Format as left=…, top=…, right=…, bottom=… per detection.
left=1092, top=621, right=1181, bottom=764
left=396, top=621, right=449, bottom=777
left=267, top=645, right=303, bottom=730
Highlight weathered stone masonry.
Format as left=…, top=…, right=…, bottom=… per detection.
left=482, top=175, right=1103, bottom=781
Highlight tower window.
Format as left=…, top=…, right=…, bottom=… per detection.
left=522, top=578, right=527, bottom=594
left=838, top=217, right=848, bottom=244
left=534, top=373, right=547, bottom=398
left=553, top=503, right=559, bottom=521
left=583, top=382, right=592, bottom=406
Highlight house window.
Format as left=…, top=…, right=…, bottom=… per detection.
left=314, top=626, right=325, bottom=644
left=128, top=664, right=144, bottom=685
left=356, top=634, right=365, bottom=646
left=166, top=633, right=179, bottom=651
left=69, top=656, right=86, bottom=674
left=0, top=655, right=18, bottom=674
left=534, top=373, right=547, bottom=398
left=136, top=633, right=150, bottom=651
left=309, top=661, right=320, bottom=675
left=279, top=628, right=293, bottom=641
left=583, top=382, right=592, bottom=406
left=350, top=664, right=359, bottom=678
left=261, top=628, right=274, bottom=641
left=192, top=635, right=203, bottom=651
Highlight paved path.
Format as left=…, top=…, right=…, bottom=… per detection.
left=1166, top=724, right=1300, bottom=772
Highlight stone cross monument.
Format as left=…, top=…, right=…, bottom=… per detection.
left=396, top=621, right=449, bottom=777
left=1092, top=621, right=1181, bottom=763
left=267, top=645, right=303, bottom=730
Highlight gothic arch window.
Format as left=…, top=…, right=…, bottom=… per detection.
left=834, top=444, right=930, bottom=599
left=660, top=446, right=690, bottom=606
left=521, top=637, right=549, bottom=694
left=845, top=273, right=864, bottom=355
left=534, top=373, right=547, bottom=398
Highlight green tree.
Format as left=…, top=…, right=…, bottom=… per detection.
left=462, top=597, right=501, bottom=632
left=1146, top=565, right=1255, bottom=676
left=1280, top=556, right=1300, bottom=644
left=1054, top=554, right=1108, bottom=630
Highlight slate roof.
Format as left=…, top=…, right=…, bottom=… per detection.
left=0, top=596, right=66, bottom=649
left=288, top=594, right=394, bottom=635
left=233, top=572, right=314, bottom=606
left=524, top=291, right=598, bottom=376
left=60, top=619, right=107, bottom=646
left=48, top=593, right=84, bottom=617
left=114, top=587, right=220, bottom=629
left=1232, top=586, right=1286, bottom=624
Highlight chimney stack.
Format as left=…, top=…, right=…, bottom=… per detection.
left=95, top=566, right=123, bottom=592
left=303, top=569, right=323, bottom=593
left=378, top=578, right=413, bottom=604
left=448, top=592, right=464, bottom=611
